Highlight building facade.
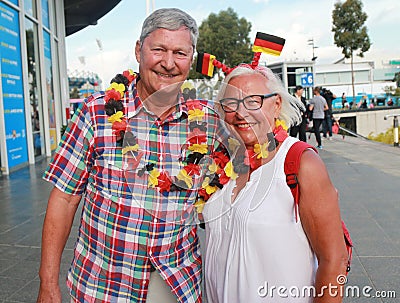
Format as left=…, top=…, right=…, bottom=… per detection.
left=0, top=0, right=68, bottom=175
left=314, top=61, right=398, bottom=108
left=267, top=60, right=398, bottom=109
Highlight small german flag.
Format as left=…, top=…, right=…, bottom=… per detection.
left=196, top=53, right=216, bottom=77
left=252, top=32, right=285, bottom=56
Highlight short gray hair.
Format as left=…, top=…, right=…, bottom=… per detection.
left=140, top=8, right=199, bottom=50
left=218, top=64, right=304, bottom=127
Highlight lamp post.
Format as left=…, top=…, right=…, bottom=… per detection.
left=308, top=38, right=318, bottom=61
left=96, top=39, right=104, bottom=90
left=146, top=0, right=155, bottom=15
left=384, top=114, right=399, bottom=147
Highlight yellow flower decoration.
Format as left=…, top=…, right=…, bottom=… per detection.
left=275, top=119, right=288, bottom=131
left=205, top=185, right=217, bottom=195
left=148, top=168, right=160, bottom=188
left=228, top=137, right=240, bottom=153
left=188, top=144, right=208, bottom=154
left=188, top=109, right=205, bottom=122
left=208, top=161, right=219, bottom=174
left=194, top=198, right=205, bottom=214
left=224, top=161, right=238, bottom=180
left=177, top=168, right=193, bottom=188
left=122, top=144, right=139, bottom=155
left=107, top=82, right=126, bottom=98
left=254, top=142, right=269, bottom=159
left=108, top=111, right=124, bottom=123
left=202, top=177, right=218, bottom=195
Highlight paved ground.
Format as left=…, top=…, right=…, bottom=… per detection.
left=0, top=134, right=399, bottom=302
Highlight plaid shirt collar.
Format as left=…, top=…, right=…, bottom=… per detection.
left=127, top=76, right=188, bottom=121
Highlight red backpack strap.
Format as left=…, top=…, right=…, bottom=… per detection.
left=284, top=141, right=353, bottom=274
left=342, top=221, right=353, bottom=273
left=284, top=141, right=317, bottom=222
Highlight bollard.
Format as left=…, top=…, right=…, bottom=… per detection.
left=394, top=116, right=399, bottom=147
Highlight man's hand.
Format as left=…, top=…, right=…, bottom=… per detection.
left=37, top=187, right=81, bottom=303
left=36, top=282, right=62, bottom=303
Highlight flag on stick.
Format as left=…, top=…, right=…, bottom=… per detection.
left=252, top=32, right=285, bottom=56
left=196, top=53, right=216, bottom=77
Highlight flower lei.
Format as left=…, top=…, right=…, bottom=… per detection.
left=104, top=70, right=289, bottom=214
left=104, top=69, right=137, bottom=145
left=243, top=119, right=289, bottom=170
left=194, top=119, right=289, bottom=213
left=104, top=70, right=236, bottom=210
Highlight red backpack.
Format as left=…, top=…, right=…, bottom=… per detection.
left=284, top=141, right=353, bottom=274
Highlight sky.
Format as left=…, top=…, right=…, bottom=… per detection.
left=65, top=0, right=400, bottom=89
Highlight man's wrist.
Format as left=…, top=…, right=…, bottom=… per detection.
left=39, top=269, right=60, bottom=285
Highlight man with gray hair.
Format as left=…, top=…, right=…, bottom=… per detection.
left=37, top=8, right=225, bottom=303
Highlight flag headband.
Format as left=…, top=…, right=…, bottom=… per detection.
left=196, top=32, right=285, bottom=77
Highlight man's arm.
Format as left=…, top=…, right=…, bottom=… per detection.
left=36, top=187, right=81, bottom=303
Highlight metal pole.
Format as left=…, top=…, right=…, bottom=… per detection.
left=394, top=116, right=399, bottom=147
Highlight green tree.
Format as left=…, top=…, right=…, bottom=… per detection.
left=332, top=0, right=371, bottom=102
left=189, top=8, right=253, bottom=80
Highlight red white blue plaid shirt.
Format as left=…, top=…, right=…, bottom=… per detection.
left=43, top=76, right=228, bottom=302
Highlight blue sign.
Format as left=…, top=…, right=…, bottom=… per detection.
left=41, top=0, right=49, bottom=28
left=0, top=2, right=28, bottom=168
left=300, top=73, right=314, bottom=87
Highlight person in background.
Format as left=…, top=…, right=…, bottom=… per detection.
left=290, top=85, right=308, bottom=142
left=341, top=93, right=346, bottom=109
left=203, top=65, right=348, bottom=303
left=369, top=99, right=375, bottom=108
left=349, top=99, right=354, bottom=109
left=321, top=88, right=336, bottom=140
left=360, top=99, right=368, bottom=109
left=309, top=87, right=328, bottom=149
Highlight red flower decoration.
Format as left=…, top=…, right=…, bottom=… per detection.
left=157, top=171, right=172, bottom=193
left=112, top=119, right=127, bottom=137
left=126, top=151, right=143, bottom=170
left=104, top=88, right=122, bottom=102
left=212, top=151, right=230, bottom=168
left=219, top=171, right=230, bottom=185
left=245, top=149, right=262, bottom=170
left=188, top=128, right=207, bottom=145
left=186, top=99, right=203, bottom=110
left=198, top=188, right=210, bottom=201
left=184, top=163, right=201, bottom=176
left=273, top=125, right=288, bottom=142
left=123, top=70, right=136, bottom=83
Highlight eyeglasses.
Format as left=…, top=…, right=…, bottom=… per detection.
left=219, top=93, right=278, bottom=113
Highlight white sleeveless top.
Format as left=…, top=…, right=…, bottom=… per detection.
left=203, top=137, right=317, bottom=303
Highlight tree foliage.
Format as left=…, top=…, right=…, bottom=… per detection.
left=189, top=8, right=253, bottom=79
left=332, top=0, right=370, bottom=58
left=332, top=0, right=371, bottom=100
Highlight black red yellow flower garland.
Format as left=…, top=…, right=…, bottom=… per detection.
left=104, top=70, right=289, bottom=212
left=104, top=70, right=237, bottom=208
